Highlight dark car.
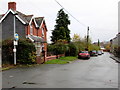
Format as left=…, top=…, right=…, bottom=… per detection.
left=89, top=50, right=98, bottom=56
left=78, top=51, right=90, bottom=59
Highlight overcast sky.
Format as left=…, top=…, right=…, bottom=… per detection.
left=0, top=0, right=119, bottom=43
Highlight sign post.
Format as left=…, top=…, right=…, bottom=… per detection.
left=13, top=14, right=18, bottom=65
left=13, top=33, right=19, bottom=65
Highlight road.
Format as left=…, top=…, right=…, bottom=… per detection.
left=2, top=52, right=118, bottom=88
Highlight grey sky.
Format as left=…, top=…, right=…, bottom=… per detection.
left=0, top=0, right=119, bottom=43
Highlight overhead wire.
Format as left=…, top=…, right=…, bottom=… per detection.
left=55, top=0, right=88, bottom=27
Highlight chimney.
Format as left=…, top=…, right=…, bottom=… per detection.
left=8, top=2, right=16, bottom=11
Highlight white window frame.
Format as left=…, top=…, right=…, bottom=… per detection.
left=42, top=28, right=44, bottom=38
left=30, top=25, right=33, bottom=35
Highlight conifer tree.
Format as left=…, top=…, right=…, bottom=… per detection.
left=51, top=9, right=71, bottom=43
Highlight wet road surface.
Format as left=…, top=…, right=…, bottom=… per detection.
left=2, top=52, right=118, bottom=88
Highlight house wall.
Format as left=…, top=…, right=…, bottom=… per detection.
left=40, top=21, right=47, bottom=58
left=0, top=23, right=2, bottom=42
left=112, top=34, right=120, bottom=47
left=31, top=21, right=47, bottom=55
left=27, top=20, right=47, bottom=63
left=33, top=22, right=37, bottom=36
left=0, top=23, right=2, bottom=51
left=2, top=12, right=26, bottom=40
left=110, top=33, right=120, bottom=53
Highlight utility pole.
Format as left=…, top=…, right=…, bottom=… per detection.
left=98, top=39, right=100, bottom=50
left=98, top=39, right=100, bottom=47
left=86, top=26, right=89, bottom=51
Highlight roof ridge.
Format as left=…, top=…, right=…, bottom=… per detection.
left=25, top=15, right=33, bottom=17
left=34, top=17, right=44, bottom=19
left=16, top=11, right=27, bottom=17
left=16, top=10, right=33, bottom=24
left=17, top=11, right=33, bottom=18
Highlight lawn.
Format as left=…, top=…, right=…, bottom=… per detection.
left=45, top=56, right=77, bottom=64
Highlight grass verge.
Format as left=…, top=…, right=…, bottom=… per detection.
left=45, top=56, right=77, bottom=64
left=2, top=56, right=77, bottom=70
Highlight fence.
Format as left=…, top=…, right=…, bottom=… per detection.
left=46, top=54, right=65, bottom=61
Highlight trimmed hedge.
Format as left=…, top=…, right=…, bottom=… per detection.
left=2, top=39, right=14, bottom=64
left=47, top=43, right=66, bottom=55
left=65, top=43, right=78, bottom=56
left=2, top=39, right=36, bottom=64
left=47, top=43, right=78, bottom=57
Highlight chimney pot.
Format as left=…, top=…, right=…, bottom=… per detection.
left=8, top=2, right=16, bottom=11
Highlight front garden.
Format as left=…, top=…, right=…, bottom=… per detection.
left=45, top=56, right=77, bottom=64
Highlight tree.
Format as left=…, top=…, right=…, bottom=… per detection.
left=72, top=34, right=84, bottom=52
left=72, top=34, right=81, bottom=42
left=51, top=9, right=71, bottom=43
left=82, top=36, right=92, bottom=49
left=65, top=43, right=78, bottom=56
left=105, top=43, right=111, bottom=52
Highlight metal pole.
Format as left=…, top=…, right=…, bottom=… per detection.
left=14, top=15, right=16, bottom=65
left=98, top=39, right=100, bottom=46
left=87, top=26, right=89, bottom=51
left=14, top=45, right=16, bottom=65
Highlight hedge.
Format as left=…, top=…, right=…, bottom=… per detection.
left=2, top=39, right=36, bottom=64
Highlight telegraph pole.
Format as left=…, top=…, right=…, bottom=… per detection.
left=98, top=39, right=100, bottom=47
left=87, top=26, right=89, bottom=51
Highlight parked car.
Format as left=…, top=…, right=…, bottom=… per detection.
left=101, top=50, right=104, bottom=54
left=78, top=51, right=90, bottom=59
left=89, top=50, right=98, bottom=56
left=97, top=50, right=102, bottom=55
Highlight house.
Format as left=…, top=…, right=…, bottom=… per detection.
left=0, top=2, right=48, bottom=64
left=110, top=33, right=120, bottom=53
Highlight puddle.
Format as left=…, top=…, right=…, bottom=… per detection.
left=23, top=81, right=36, bottom=85
left=22, top=81, right=46, bottom=85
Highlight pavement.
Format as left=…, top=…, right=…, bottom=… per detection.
left=2, top=52, right=118, bottom=88
left=110, top=54, right=120, bottom=63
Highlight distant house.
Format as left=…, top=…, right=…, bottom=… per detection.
left=0, top=2, right=48, bottom=63
left=110, top=33, right=120, bottom=54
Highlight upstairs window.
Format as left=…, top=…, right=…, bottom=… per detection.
left=42, top=28, right=44, bottom=38
left=30, top=25, right=33, bottom=35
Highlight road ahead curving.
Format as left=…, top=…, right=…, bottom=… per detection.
left=2, top=52, right=118, bottom=88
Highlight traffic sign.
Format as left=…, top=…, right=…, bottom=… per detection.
left=14, top=33, right=19, bottom=41
left=13, top=40, right=18, bottom=45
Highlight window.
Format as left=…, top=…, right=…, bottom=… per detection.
left=30, top=25, right=33, bottom=35
left=42, top=28, right=44, bottom=37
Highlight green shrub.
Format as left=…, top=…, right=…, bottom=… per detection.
left=47, top=43, right=67, bottom=55
left=47, top=44, right=55, bottom=55
left=2, top=39, right=36, bottom=64
left=2, top=39, right=14, bottom=64
left=53, top=43, right=66, bottom=55
left=48, top=42, right=79, bottom=57
left=65, top=43, right=78, bottom=56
